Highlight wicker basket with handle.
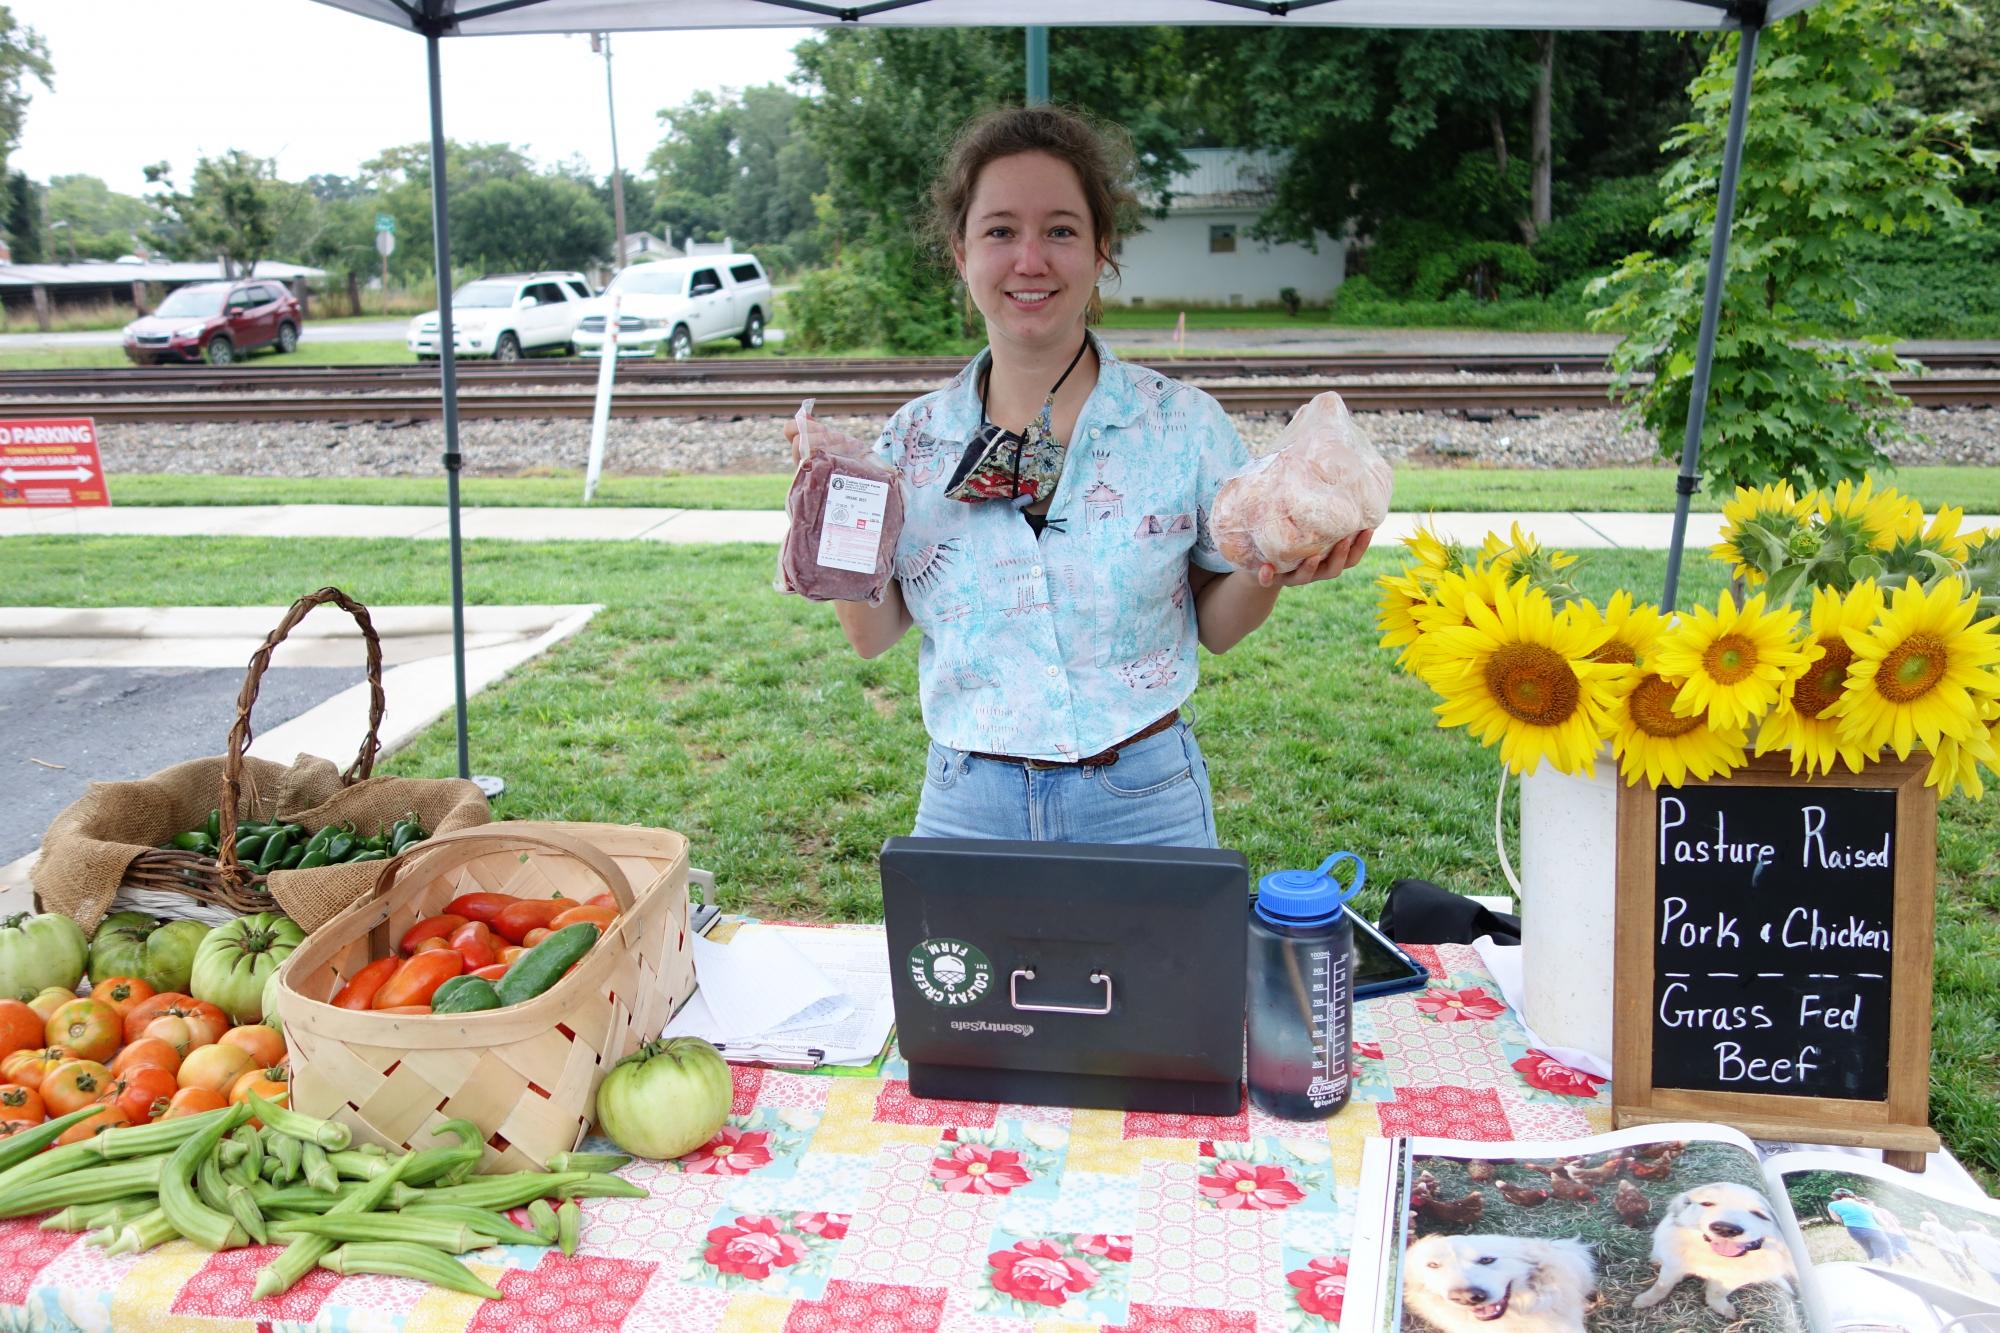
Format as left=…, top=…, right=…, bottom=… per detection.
left=273, top=821, right=696, bottom=1172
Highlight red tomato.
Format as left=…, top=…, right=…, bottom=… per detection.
left=586, top=893, right=617, bottom=909
left=330, top=957, right=400, bottom=1011
left=521, top=928, right=551, bottom=948
left=55, top=1105, right=128, bottom=1146
left=228, top=1066, right=290, bottom=1125
left=160, top=1087, right=227, bottom=1119
left=550, top=905, right=617, bottom=933
left=448, top=921, right=498, bottom=970
left=218, top=1026, right=286, bottom=1067
left=492, top=898, right=568, bottom=945
left=373, top=951, right=463, bottom=1009
left=443, top=893, right=515, bottom=925
left=469, top=963, right=510, bottom=982
left=88, top=977, right=158, bottom=1021
left=100, top=1066, right=178, bottom=1125
left=46, top=999, right=122, bottom=1064
left=0, top=1001, right=46, bottom=1059
left=0, top=1082, right=44, bottom=1123
left=374, top=1005, right=434, bottom=1015
left=177, top=1043, right=255, bottom=1095
left=2, top=1047, right=72, bottom=1089
left=124, top=995, right=228, bottom=1049
left=411, top=937, right=452, bottom=954
left=497, top=945, right=526, bottom=966
left=399, top=915, right=468, bottom=956
left=110, top=1038, right=182, bottom=1079
left=42, top=1059, right=113, bottom=1116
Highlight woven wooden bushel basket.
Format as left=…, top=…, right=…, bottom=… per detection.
left=273, top=822, right=695, bottom=1172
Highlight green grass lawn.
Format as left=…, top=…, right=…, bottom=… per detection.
left=4, top=533, right=1996, bottom=1187
left=103, top=465, right=2000, bottom=517
left=0, top=341, right=422, bottom=370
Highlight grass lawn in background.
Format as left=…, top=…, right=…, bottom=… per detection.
left=0, top=341, right=421, bottom=371
left=5, top=533, right=1996, bottom=1188
left=102, top=466, right=2000, bottom=517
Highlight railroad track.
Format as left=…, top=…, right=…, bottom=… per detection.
left=9, top=374, right=2000, bottom=425
left=8, top=348, right=1999, bottom=399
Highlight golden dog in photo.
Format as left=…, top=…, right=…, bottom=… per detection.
left=1631, top=1182, right=1799, bottom=1318
left=1404, top=1232, right=1598, bottom=1332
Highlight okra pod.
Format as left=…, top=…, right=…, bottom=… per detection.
left=252, top=1149, right=416, bottom=1302
left=266, top=1131, right=302, bottom=1184
left=401, top=1145, right=482, bottom=1188
left=195, top=1152, right=231, bottom=1213
left=554, top=1172, right=647, bottom=1201
left=0, top=1156, right=167, bottom=1219
left=247, top=1093, right=351, bottom=1151
left=38, top=1204, right=97, bottom=1232
left=226, top=1180, right=268, bottom=1245
left=234, top=1126, right=264, bottom=1181
left=254, top=1185, right=349, bottom=1213
left=388, top=1171, right=587, bottom=1213
left=527, top=1199, right=559, bottom=1244
left=107, top=1208, right=180, bottom=1257
left=159, top=1103, right=250, bottom=1251
left=543, top=1151, right=631, bottom=1175
left=357, top=1142, right=388, bottom=1157
left=273, top=1214, right=480, bottom=1253
left=327, top=1150, right=387, bottom=1182
left=402, top=1203, right=546, bottom=1248
left=85, top=1198, right=158, bottom=1232
left=318, top=1243, right=503, bottom=1301
left=92, top=1107, right=238, bottom=1161
left=217, top=1139, right=247, bottom=1168
left=301, top=1141, right=339, bottom=1195
left=557, top=1200, right=580, bottom=1257
left=0, top=1107, right=100, bottom=1178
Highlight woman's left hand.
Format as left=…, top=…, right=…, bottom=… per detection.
left=1256, top=528, right=1376, bottom=589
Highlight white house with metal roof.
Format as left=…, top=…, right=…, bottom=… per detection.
left=1108, top=148, right=1344, bottom=309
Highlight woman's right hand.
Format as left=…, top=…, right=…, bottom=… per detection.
left=784, top=418, right=806, bottom=465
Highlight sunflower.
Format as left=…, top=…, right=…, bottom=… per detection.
left=1833, top=576, right=2000, bottom=759
left=1401, top=526, right=1464, bottom=578
left=1651, top=590, right=1811, bottom=731
left=1610, top=669, right=1751, bottom=787
left=1419, top=578, right=1622, bottom=776
left=1882, top=504, right=1971, bottom=584
left=1924, top=702, right=2000, bottom=800
left=1816, top=478, right=1922, bottom=553
left=1712, top=482, right=1813, bottom=585
left=1376, top=567, right=1435, bottom=668
left=1753, top=582, right=1882, bottom=777
left=1565, top=591, right=1665, bottom=671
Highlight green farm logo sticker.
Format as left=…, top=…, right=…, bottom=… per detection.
left=908, top=938, right=993, bottom=1006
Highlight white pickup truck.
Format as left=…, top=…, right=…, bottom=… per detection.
left=572, top=254, right=773, bottom=359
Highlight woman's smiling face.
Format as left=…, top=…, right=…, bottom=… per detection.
left=953, top=151, right=1105, bottom=354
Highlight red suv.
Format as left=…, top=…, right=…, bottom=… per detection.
left=122, top=280, right=304, bottom=366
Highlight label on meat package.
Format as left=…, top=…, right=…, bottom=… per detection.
left=814, top=472, right=891, bottom=573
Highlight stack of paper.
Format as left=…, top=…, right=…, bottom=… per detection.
left=665, top=923, right=895, bottom=1068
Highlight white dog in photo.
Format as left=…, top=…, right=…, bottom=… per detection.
left=1404, top=1232, right=1598, bottom=1332
left=1632, top=1182, right=1799, bottom=1318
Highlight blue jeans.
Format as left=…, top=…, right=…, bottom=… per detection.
left=913, top=718, right=1219, bottom=848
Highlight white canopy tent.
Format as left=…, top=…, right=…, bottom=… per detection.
left=306, top=0, right=1809, bottom=778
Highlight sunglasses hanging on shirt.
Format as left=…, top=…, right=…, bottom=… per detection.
left=944, top=336, right=1091, bottom=507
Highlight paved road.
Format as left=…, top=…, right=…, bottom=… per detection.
left=0, top=666, right=356, bottom=862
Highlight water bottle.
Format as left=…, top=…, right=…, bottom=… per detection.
left=1246, top=853, right=1363, bottom=1120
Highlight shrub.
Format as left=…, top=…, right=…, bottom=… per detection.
left=1533, top=176, right=1667, bottom=286
left=1357, top=220, right=1459, bottom=297
left=1411, top=242, right=1544, bottom=302
left=787, top=241, right=962, bottom=354
left=1278, top=286, right=1303, bottom=316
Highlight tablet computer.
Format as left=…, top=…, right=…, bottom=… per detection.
left=1352, top=910, right=1431, bottom=999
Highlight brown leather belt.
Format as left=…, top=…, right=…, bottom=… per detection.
left=969, top=711, right=1181, bottom=770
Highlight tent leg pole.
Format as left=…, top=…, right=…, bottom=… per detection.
left=1662, top=19, right=1760, bottom=613
left=427, top=30, right=472, bottom=781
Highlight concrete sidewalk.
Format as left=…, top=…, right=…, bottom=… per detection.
left=10, top=504, right=2000, bottom=549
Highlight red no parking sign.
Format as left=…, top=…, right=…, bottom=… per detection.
left=0, top=417, right=109, bottom=507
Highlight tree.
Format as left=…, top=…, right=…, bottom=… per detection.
left=0, top=5, right=50, bottom=180
left=145, top=150, right=286, bottom=275
left=44, top=175, right=163, bottom=259
left=356, top=139, right=537, bottom=283
left=647, top=85, right=826, bottom=257
left=1591, top=0, right=1993, bottom=496
left=451, top=174, right=612, bottom=274
left=3, top=170, right=39, bottom=261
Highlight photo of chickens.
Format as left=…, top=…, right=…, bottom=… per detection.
left=1398, top=1138, right=1811, bottom=1333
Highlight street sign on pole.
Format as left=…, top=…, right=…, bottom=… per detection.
left=375, top=230, right=396, bottom=258
left=376, top=214, right=396, bottom=233
left=0, top=418, right=109, bottom=507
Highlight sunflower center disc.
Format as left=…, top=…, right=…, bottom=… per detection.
left=1880, top=632, right=1948, bottom=702
left=1483, top=643, right=1581, bottom=727
left=1628, top=674, right=1705, bottom=738
left=1591, top=640, right=1637, bottom=665
left=1792, top=637, right=1854, bottom=718
left=1703, top=634, right=1757, bottom=684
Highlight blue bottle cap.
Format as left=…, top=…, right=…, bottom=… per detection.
left=1255, top=852, right=1366, bottom=929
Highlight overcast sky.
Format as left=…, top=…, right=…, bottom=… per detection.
left=10, top=1, right=815, bottom=196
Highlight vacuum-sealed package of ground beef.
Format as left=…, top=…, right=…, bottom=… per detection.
left=1211, top=391, right=1393, bottom=573
left=776, top=399, right=906, bottom=605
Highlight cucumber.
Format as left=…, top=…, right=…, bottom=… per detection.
left=429, top=977, right=502, bottom=1015
left=493, top=924, right=599, bottom=1006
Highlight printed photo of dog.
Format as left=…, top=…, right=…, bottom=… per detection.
left=1631, top=1182, right=1800, bottom=1319
left=1403, top=1233, right=1599, bottom=1333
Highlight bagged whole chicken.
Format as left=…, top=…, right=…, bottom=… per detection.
left=1211, top=391, right=1393, bottom=573
left=776, top=399, right=907, bottom=605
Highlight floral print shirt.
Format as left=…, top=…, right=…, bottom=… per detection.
left=873, top=334, right=1250, bottom=761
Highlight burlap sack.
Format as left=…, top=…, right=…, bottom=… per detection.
left=34, top=752, right=490, bottom=934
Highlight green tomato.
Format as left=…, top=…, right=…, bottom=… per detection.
left=190, top=912, right=304, bottom=1024
left=262, top=969, right=285, bottom=1038
left=87, top=911, right=159, bottom=986
left=592, top=1037, right=732, bottom=1160
left=143, top=920, right=212, bottom=994
left=0, top=912, right=88, bottom=1003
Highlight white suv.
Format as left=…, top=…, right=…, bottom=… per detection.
left=407, top=272, right=593, bottom=361
left=572, top=254, right=773, bottom=359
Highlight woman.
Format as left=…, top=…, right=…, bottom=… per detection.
left=1826, top=1188, right=1898, bottom=1265
left=790, top=105, right=1372, bottom=847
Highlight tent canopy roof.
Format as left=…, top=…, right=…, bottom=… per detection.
left=314, top=0, right=1806, bottom=35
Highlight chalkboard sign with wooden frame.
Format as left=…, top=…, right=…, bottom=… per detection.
left=1612, top=754, right=1940, bottom=1171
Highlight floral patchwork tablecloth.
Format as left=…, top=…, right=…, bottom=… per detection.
left=0, top=942, right=1614, bottom=1333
